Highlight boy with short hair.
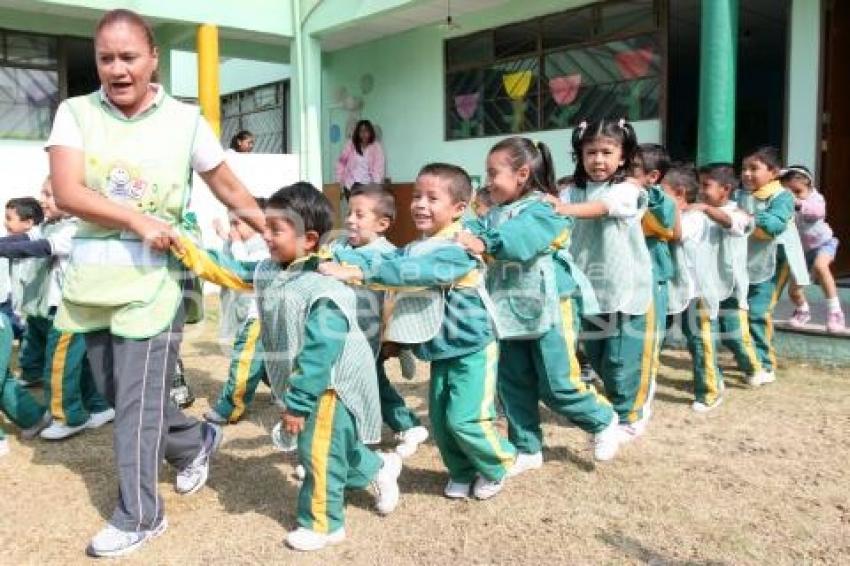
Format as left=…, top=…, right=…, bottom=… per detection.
left=320, top=163, right=516, bottom=501
left=175, top=183, right=402, bottom=552
left=0, top=179, right=114, bottom=440
left=328, top=183, right=428, bottom=458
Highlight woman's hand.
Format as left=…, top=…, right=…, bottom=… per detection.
left=130, top=214, right=182, bottom=253
left=455, top=230, right=486, bottom=255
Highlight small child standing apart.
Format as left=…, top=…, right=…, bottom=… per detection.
left=737, top=147, right=810, bottom=386
left=552, top=119, right=656, bottom=442
left=321, top=164, right=516, bottom=500
left=781, top=165, right=845, bottom=332
left=328, top=184, right=428, bottom=458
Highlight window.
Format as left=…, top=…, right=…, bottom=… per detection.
left=445, top=0, right=662, bottom=140
left=0, top=30, right=59, bottom=140
left=221, top=81, right=289, bottom=153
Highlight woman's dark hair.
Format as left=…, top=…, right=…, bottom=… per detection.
left=95, top=9, right=159, bottom=82
left=570, top=118, right=638, bottom=188
left=351, top=120, right=376, bottom=155
left=230, top=130, right=254, bottom=151
left=5, top=197, right=44, bottom=225
left=744, top=146, right=782, bottom=171
left=489, top=136, right=557, bottom=196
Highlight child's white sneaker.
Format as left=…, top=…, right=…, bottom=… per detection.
left=0, top=438, right=8, bottom=457
left=395, top=425, right=428, bottom=458
left=506, top=451, right=543, bottom=478
left=86, top=408, right=115, bottom=429
left=86, top=518, right=167, bottom=558
left=443, top=479, right=471, bottom=499
left=472, top=475, right=504, bottom=500
left=692, top=397, right=724, bottom=413
left=788, top=307, right=811, bottom=328
left=618, top=413, right=649, bottom=444
left=20, top=411, right=51, bottom=440
left=203, top=409, right=228, bottom=425
left=371, top=452, right=402, bottom=515
left=285, top=527, right=345, bottom=551
left=826, top=310, right=845, bottom=333
left=175, top=422, right=222, bottom=495
left=40, top=420, right=88, bottom=441
left=747, top=370, right=775, bottom=387
left=591, top=413, right=621, bottom=462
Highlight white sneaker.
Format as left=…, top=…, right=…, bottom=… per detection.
left=591, top=413, right=621, bottom=462
left=20, top=411, right=51, bottom=440
left=40, top=420, right=88, bottom=441
left=443, top=479, right=471, bottom=499
left=86, top=408, right=115, bottom=429
left=507, top=451, right=543, bottom=478
left=395, top=425, right=428, bottom=458
left=175, top=423, right=222, bottom=495
left=86, top=518, right=167, bottom=558
left=747, top=370, right=776, bottom=387
left=472, top=475, right=504, bottom=500
left=204, top=409, right=228, bottom=425
left=692, top=397, right=724, bottom=413
left=0, top=438, right=8, bottom=457
left=294, top=463, right=306, bottom=481
left=618, top=412, right=649, bottom=445
left=371, top=452, right=402, bottom=515
left=285, top=527, right=345, bottom=551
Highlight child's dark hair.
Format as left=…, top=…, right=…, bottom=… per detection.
left=698, top=162, right=737, bottom=190
left=489, top=136, right=557, bottom=196
left=417, top=163, right=473, bottom=204
left=571, top=118, right=638, bottom=188
left=229, top=130, right=254, bottom=151
left=474, top=186, right=494, bottom=208
left=267, top=182, right=333, bottom=238
left=665, top=164, right=699, bottom=204
left=352, top=120, right=377, bottom=155
left=634, top=143, right=671, bottom=181
left=5, top=197, right=44, bottom=225
left=349, top=183, right=396, bottom=223
left=254, top=196, right=268, bottom=210
left=744, top=146, right=782, bottom=171
left=780, top=164, right=813, bottom=186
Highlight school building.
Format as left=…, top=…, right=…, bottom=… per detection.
left=0, top=0, right=846, bottom=278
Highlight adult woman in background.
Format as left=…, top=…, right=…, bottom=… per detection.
left=228, top=129, right=255, bottom=153
left=335, top=119, right=386, bottom=197
left=47, top=9, right=264, bottom=558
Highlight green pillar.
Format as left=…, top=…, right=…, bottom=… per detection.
left=290, top=0, right=324, bottom=188
left=697, top=0, right=739, bottom=165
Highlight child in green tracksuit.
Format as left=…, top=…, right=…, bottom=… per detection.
left=458, top=137, right=621, bottom=474
left=552, top=119, right=656, bottom=443
left=328, top=184, right=428, bottom=458
left=0, top=180, right=112, bottom=441
left=175, top=183, right=402, bottom=552
left=632, top=144, right=679, bottom=416
left=734, top=147, right=810, bottom=386
left=321, top=163, right=516, bottom=501
left=0, top=310, right=50, bottom=456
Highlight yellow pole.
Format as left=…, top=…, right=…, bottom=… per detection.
left=197, top=24, right=221, bottom=136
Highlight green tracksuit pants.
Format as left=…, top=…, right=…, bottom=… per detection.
left=213, top=318, right=267, bottom=422
left=718, top=297, right=763, bottom=376
left=747, top=260, right=791, bottom=373
left=582, top=301, right=656, bottom=424
left=498, top=298, right=614, bottom=455
left=682, top=299, right=724, bottom=406
left=296, top=390, right=382, bottom=534
left=647, top=281, right=668, bottom=409
left=429, top=342, right=515, bottom=483
left=377, top=362, right=420, bottom=433
left=0, top=313, right=45, bottom=437
left=18, top=315, right=50, bottom=384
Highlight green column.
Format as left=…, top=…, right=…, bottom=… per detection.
left=697, top=0, right=739, bottom=165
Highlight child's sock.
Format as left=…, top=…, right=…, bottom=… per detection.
left=826, top=297, right=842, bottom=313
left=795, top=300, right=810, bottom=312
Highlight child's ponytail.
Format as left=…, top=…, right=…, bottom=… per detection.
left=489, top=136, right=558, bottom=197
left=535, top=141, right=557, bottom=196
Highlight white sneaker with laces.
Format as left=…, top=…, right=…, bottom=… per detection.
left=692, top=396, right=724, bottom=413
left=0, top=438, right=8, bottom=457
left=747, top=370, right=775, bottom=387
left=20, top=411, right=51, bottom=440
left=40, top=420, right=88, bottom=441
left=87, top=518, right=167, bottom=558
left=175, top=423, right=222, bottom=495
left=472, top=475, right=504, bottom=500
left=618, top=412, right=649, bottom=445
left=285, top=527, right=345, bottom=551
left=507, top=451, right=543, bottom=478
left=371, top=452, right=402, bottom=515
left=444, top=479, right=471, bottom=499
left=395, top=425, right=428, bottom=458
left=86, top=408, right=115, bottom=429
left=203, top=409, right=228, bottom=425
left=592, top=413, right=621, bottom=462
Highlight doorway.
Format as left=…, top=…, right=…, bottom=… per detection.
left=63, top=37, right=98, bottom=98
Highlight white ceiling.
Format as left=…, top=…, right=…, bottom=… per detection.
left=317, top=0, right=508, bottom=51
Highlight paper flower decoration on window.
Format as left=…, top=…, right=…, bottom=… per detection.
left=549, top=74, right=582, bottom=106
left=502, top=70, right=533, bottom=100
left=454, top=93, right=480, bottom=120
left=614, top=47, right=655, bottom=79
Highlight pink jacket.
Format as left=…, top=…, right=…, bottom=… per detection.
left=335, top=140, right=386, bottom=188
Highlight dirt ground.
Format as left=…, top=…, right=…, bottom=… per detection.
left=1, top=314, right=848, bottom=565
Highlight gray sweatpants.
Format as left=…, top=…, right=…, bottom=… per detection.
left=85, top=310, right=203, bottom=532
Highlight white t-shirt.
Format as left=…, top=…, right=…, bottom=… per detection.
left=45, top=85, right=225, bottom=174
left=558, top=181, right=645, bottom=219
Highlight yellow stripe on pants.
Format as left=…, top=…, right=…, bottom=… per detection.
left=231, top=320, right=262, bottom=422
left=560, top=300, right=609, bottom=405
left=630, top=303, right=656, bottom=423
left=479, top=341, right=515, bottom=467
left=698, top=301, right=719, bottom=404
left=738, top=310, right=762, bottom=374
left=309, top=391, right=337, bottom=534
left=50, top=333, right=72, bottom=421
left=765, top=263, right=791, bottom=370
